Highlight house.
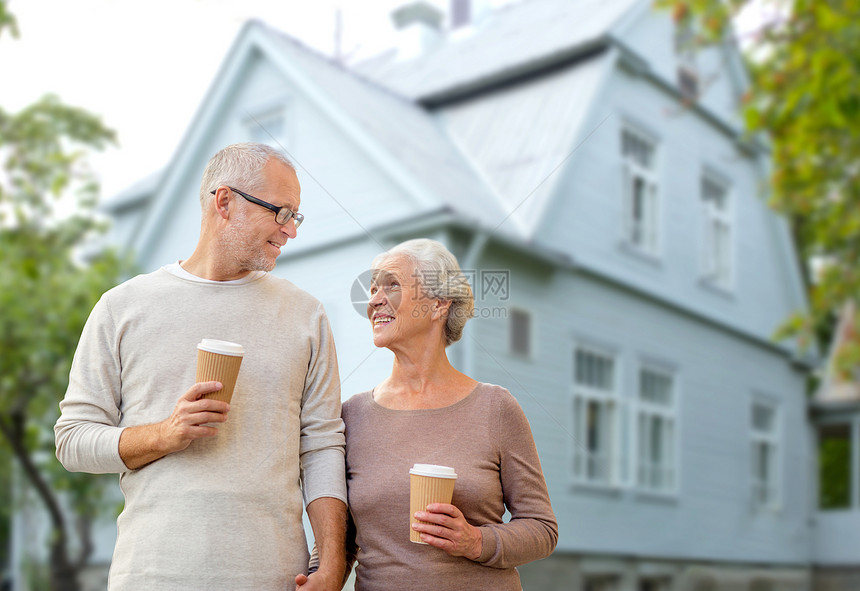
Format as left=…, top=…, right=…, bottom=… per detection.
left=29, top=0, right=847, bottom=589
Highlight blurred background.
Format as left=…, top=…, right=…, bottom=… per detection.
left=1, top=0, right=858, bottom=589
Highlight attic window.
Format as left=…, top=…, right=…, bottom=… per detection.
left=244, top=101, right=290, bottom=148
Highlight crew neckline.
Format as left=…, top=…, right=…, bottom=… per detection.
left=163, top=261, right=267, bottom=285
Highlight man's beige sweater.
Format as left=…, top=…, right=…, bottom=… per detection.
left=55, top=267, right=346, bottom=590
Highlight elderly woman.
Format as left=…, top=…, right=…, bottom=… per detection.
left=342, top=238, right=558, bottom=590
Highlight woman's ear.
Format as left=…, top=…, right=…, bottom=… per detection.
left=433, top=299, right=452, bottom=320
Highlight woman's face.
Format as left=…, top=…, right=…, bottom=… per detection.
left=366, top=255, right=436, bottom=350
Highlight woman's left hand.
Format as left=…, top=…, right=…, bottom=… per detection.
left=412, top=503, right=483, bottom=560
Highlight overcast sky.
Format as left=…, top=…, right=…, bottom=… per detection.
left=0, top=0, right=447, bottom=199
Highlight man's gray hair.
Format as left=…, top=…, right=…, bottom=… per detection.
left=372, top=239, right=475, bottom=347
left=199, top=143, right=295, bottom=205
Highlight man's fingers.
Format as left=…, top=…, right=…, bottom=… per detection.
left=183, top=381, right=224, bottom=400
left=186, top=424, right=220, bottom=438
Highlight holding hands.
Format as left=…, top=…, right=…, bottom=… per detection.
left=412, top=503, right=483, bottom=560
left=294, top=570, right=340, bottom=591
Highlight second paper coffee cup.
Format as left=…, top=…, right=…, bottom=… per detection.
left=196, top=339, right=244, bottom=403
left=409, top=464, right=457, bottom=544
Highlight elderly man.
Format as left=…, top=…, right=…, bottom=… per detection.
left=55, top=143, right=346, bottom=590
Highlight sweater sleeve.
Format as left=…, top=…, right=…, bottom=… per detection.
left=54, top=294, right=129, bottom=474
left=299, top=303, right=347, bottom=506
left=476, top=390, right=558, bottom=569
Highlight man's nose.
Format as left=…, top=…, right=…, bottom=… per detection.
left=280, top=219, right=298, bottom=239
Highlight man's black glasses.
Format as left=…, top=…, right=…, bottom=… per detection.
left=210, top=186, right=304, bottom=228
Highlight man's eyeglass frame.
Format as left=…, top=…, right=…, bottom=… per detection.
left=210, top=186, right=304, bottom=229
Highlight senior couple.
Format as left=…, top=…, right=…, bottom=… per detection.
left=54, top=143, right=557, bottom=590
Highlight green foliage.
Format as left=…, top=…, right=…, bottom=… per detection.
left=657, top=0, right=860, bottom=369
left=0, top=93, right=133, bottom=584
left=818, top=426, right=852, bottom=509
left=0, top=0, right=18, bottom=40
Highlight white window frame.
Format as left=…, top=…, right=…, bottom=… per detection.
left=700, top=172, right=734, bottom=290
left=635, top=364, right=678, bottom=495
left=750, top=397, right=781, bottom=511
left=571, top=343, right=624, bottom=487
left=621, top=126, right=660, bottom=257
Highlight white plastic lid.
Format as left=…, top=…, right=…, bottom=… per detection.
left=409, top=464, right=457, bottom=478
left=197, top=339, right=244, bottom=356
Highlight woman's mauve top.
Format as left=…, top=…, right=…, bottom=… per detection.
left=343, top=382, right=558, bottom=591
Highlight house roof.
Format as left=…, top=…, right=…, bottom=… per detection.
left=354, top=0, right=640, bottom=103
left=258, top=23, right=514, bottom=233
left=127, top=0, right=660, bottom=253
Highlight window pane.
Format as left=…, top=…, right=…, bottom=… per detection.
left=623, top=129, right=654, bottom=169
left=650, top=415, right=664, bottom=464
left=752, top=403, right=775, bottom=432
left=819, top=423, right=852, bottom=510
left=702, top=177, right=726, bottom=210
left=575, top=349, right=614, bottom=390
left=641, top=369, right=672, bottom=405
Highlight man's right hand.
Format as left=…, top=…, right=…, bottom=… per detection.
left=118, top=381, right=230, bottom=470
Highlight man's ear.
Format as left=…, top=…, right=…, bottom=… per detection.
left=212, top=187, right=231, bottom=220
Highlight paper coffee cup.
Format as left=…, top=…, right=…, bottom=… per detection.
left=196, top=339, right=244, bottom=403
left=409, top=464, right=457, bottom=544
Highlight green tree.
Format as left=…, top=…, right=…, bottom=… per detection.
left=658, top=0, right=860, bottom=365
left=1, top=7, right=132, bottom=590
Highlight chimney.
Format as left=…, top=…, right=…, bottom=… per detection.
left=450, top=0, right=495, bottom=30
left=391, top=1, right=444, bottom=60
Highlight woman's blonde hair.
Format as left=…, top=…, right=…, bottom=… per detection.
left=372, top=239, right=474, bottom=347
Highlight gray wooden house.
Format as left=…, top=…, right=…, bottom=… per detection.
left=26, top=0, right=857, bottom=589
